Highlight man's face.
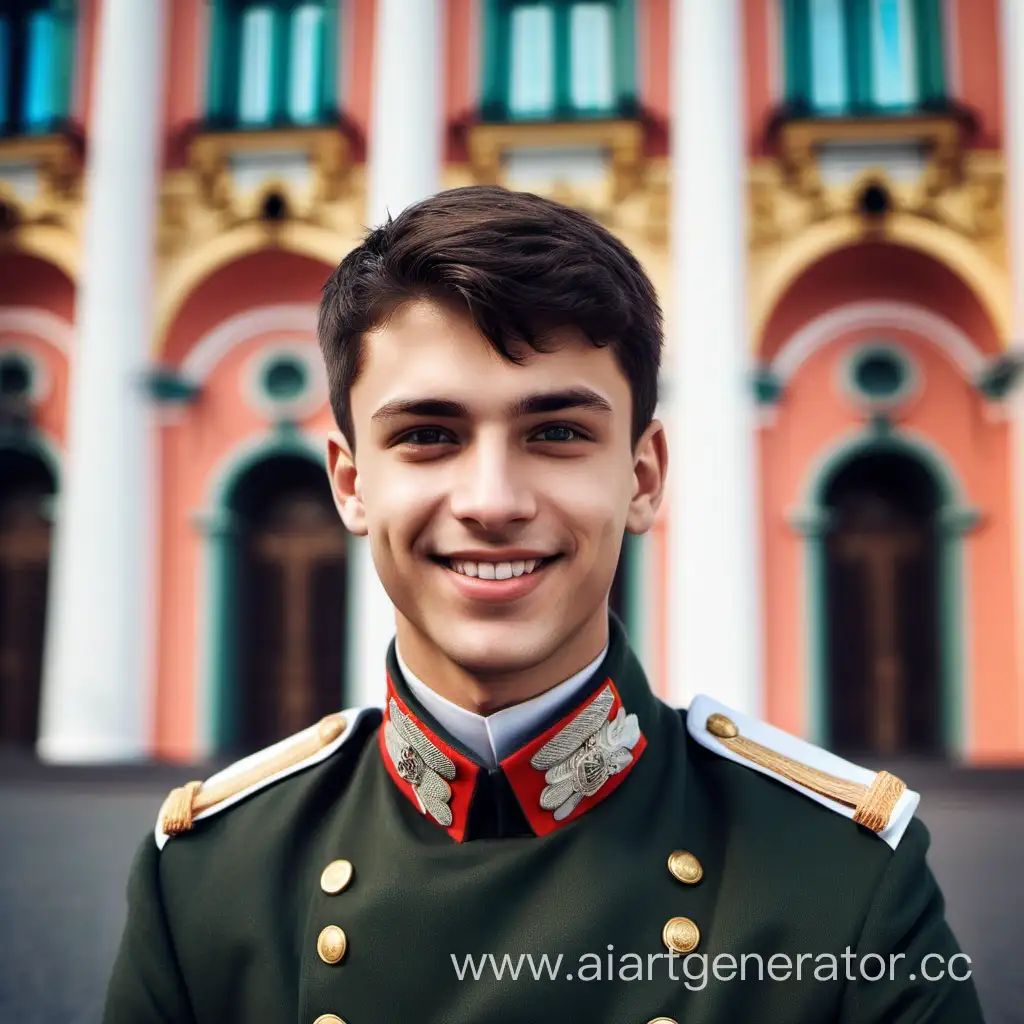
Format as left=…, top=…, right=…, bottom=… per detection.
left=327, top=298, right=665, bottom=691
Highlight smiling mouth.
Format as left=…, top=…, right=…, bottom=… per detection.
left=433, top=556, right=559, bottom=580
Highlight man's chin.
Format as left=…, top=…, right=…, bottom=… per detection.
left=429, top=619, right=559, bottom=678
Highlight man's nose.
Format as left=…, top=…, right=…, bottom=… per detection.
left=448, top=441, right=537, bottom=530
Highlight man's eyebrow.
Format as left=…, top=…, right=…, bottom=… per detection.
left=371, top=398, right=468, bottom=423
left=371, top=388, right=614, bottom=425
left=510, top=387, right=614, bottom=418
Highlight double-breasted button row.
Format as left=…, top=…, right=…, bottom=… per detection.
left=313, top=859, right=354, bottom=1022
left=663, top=848, right=702, bottom=956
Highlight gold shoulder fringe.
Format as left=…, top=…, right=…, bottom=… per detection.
left=160, top=713, right=348, bottom=837
left=705, top=713, right=905, bottom=834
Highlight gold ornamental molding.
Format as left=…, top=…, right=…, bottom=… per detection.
left=467, top=119, right=645, bottom=204
left=748, top=114, right=1009, bottom=343
left=774, top=115, right=964, bottom=200
left=188, top=125, right=351, bottom=211
left=0, top=133, right=83, bottom=275
left=155, top=125, right=366, bottom=352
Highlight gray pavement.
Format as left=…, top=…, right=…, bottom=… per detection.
left=0, top=762, right=1021, bottom=1024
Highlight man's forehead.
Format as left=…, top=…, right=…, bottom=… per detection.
left=356, top=299, right=629, bottom=412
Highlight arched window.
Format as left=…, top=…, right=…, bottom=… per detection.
left=782, top=0, right=946, bottom=117
left=0, top=0, right=76, bottom=138
left=206, top=0, right=337, bottom=129
left=481, top=0, right=637, bottom=122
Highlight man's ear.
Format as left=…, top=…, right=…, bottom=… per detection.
left=326, top=431, right=368, bottom=536
left=625, top=419, right=667, bottom=536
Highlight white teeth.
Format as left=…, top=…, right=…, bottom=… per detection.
left=447, top=557, right=547, bottom=579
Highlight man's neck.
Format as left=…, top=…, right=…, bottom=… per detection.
left=396, top=643, right=608, bottom=768
left=393, top=612, right=609, bottom=714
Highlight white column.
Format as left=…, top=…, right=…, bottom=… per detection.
left=1001, top=0, right=1024, bottom=746
left=667, top=0, right=762, bottom=714
left=37, top=0, right=165, bottom=761
left=347, top=0, right=443, bottom=709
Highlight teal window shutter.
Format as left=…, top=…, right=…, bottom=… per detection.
left=782, top=0, right=812, bottom=112
left=843, top=0, right=872, bottom=111
left=613, top=0, right=637, bottom=114
left=483, top=0, right=635, bottom=123
left=0, top=1, right=76, bottom=137
left=913, top=0, right=945, bottom=105
left=208, top=0, right=336, bottom=129
left=785, top=0, right=944, bottom=116
left=480, top=0, right=506, bottom=120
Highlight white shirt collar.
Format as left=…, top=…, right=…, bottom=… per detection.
left=396, top=644, right=609, bottom=769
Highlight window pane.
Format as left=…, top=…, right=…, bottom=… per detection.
left=24, top=11, right=55, bottom=132
left=289, top=3, right=324, bottom=124
left=0, top=18, right=9, bottom=129
left=239, top=5, right=276, bottom=125
left=809, top=0, right=847, bottom=113
left=570, top=3, right=613, bottom=113
left=509, top=4, right=554, bottom=118
left=872, top=0, right=917, bottom=108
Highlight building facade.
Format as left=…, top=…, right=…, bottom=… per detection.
left=0, top=0, right=1022, bottom=764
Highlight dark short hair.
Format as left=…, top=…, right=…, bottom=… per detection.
left=317, top=185, right=662, bottom=448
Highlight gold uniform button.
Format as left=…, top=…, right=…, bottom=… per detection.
left=706, top=713, right=738, bottom=739
left=320, top=859, right=354, bottom=895
left=317, top=925, right=348, bottom=964
left=667, top=850, right=703, bottom=885
left=662, top=916, right=700, bottom=955
left=313, top=1017, right=346, bottom=1024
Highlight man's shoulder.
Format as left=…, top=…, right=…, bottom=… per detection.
left=681, top=694, right=920, bottom=853
left=153, top=707, right=383, bottom=851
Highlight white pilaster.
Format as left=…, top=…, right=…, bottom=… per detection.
left=347, top=0, right=443, bottom=708
left=668, top=0, right=762, bottom=714
left=37, top=0, right=165, bottom=761
left=1002, top=0, right=1024, bottom=747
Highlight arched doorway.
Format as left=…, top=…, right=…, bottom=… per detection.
left=224, top=453, right=347, bottom=753
left=0, top=448, right=56, bottom=747
left=822, top=450, right=943, bottom=756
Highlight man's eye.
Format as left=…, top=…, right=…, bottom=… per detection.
left=397, top=428, right=452, bottom=446
left=531, top=424, right=587, bottom=443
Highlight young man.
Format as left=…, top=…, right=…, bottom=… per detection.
left=104, top=187, right=983, bottom=1024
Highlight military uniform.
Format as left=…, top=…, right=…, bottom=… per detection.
left=103, top=617, right=984, bottom=1023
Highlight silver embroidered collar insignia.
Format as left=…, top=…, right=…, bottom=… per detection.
left=384, top=697, right=457, bottom=826
left=529, top=685, right=643, bottom=821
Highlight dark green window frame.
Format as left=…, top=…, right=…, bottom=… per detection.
left=206, top=0, right=338, bottom=131
left=782, top=0, right=946, bottom=118
left=481, top=0, right=637, bottom=123
left=0, top=0, right=76, bottom=139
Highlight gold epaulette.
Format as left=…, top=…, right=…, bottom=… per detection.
left=704, top=712, right=905, bottom=834
left=159, top=712, right=349, bottom=839
left=687, top=695, right=920, bottom=850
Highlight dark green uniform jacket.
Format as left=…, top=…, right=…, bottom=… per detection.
left=104, top=618, right=984, bottom=1023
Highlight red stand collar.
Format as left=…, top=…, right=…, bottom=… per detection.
left=380, top=673, right=646, bottom=843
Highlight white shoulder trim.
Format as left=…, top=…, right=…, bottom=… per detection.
left=687, top=695, right=919, bottom=851
left=155, top=707, right=375, bottom=851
